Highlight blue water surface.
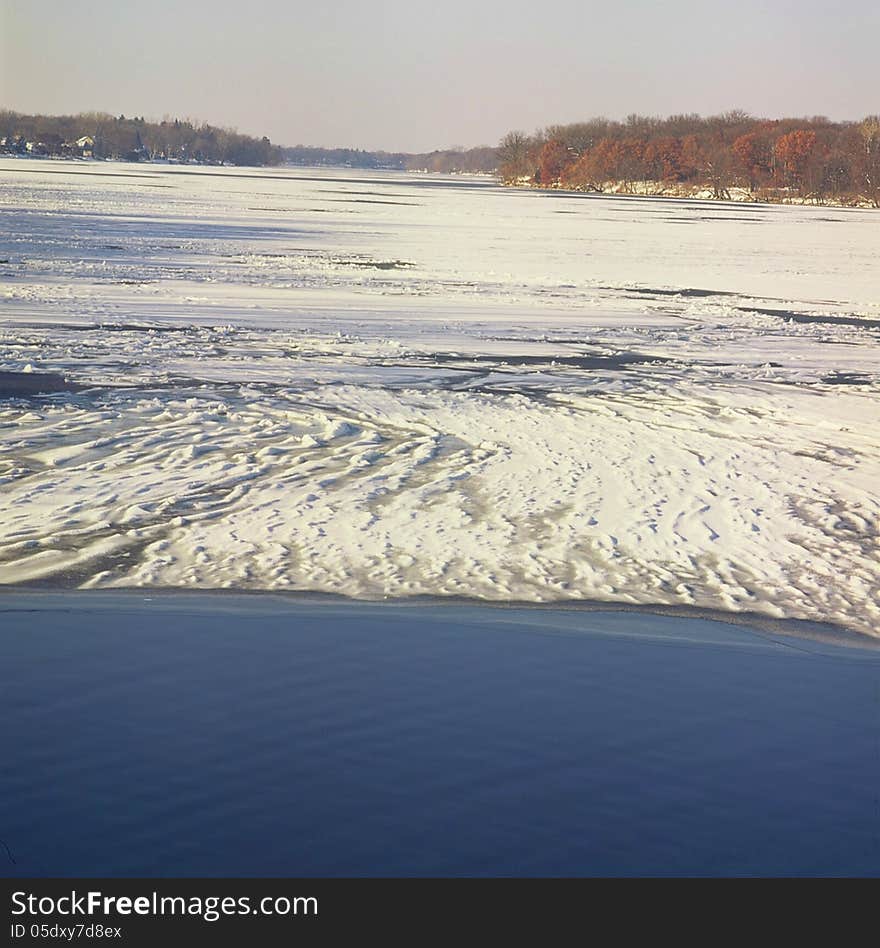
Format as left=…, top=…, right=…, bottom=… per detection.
left=1, top=593, right=878, bottom=876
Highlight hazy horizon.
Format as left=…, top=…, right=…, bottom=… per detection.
left=2, top=0, right=878, bottom=153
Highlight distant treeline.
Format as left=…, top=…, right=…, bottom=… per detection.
left=282, top=144, right=497, bottom=174
left=0, top=111, right=283, bottom=166
left=0, top=110, right=498, bottom=173
left=282, top=145, right=408, bottom=169
left=498, top=112, right=880, bottom=206
left=9, top=108, right=877, bottom=204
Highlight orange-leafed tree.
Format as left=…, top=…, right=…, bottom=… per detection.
left=732, top=131, right=773, bottom=191
left=535, top=139, right=576, bottom=185
left=774, top=130, right=817, bottom=191
left=678, top=135, right=704, bottom=181
left=643, top=137, right=683, bottom=183
left=618, top=138, right=647, bottom=190
left=588, top=139, right=624, bottom=182
left=560, top=150, right=602, bottom=191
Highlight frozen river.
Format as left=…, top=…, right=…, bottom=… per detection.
left=1, top=159, right=878, bottom=638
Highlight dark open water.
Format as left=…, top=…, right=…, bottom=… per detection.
left=1, top=593, right=878, bottom=877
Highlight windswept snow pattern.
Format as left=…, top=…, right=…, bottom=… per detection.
left=1, top=159, right=878, bottom=636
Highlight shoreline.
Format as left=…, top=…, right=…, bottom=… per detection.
left=504, top=179, right=880, bottom=210
left=2, top=584, right=877, bottom=652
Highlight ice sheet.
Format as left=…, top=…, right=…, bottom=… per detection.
left=1, top=159, right=878, bottom=637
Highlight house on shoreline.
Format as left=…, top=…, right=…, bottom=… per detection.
left=1, top=134, right=96, bottom=159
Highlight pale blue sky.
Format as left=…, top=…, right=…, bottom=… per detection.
left=1, top=0, right=877, bottom=151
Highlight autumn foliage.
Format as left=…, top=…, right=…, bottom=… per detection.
left=499, top=113, right=880, bottom=206
left=536, top=139, right=574, bottom=184
left=774, top=130, right=817, bottom=186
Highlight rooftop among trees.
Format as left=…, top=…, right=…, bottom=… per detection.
left=0, top=111, right=282, bottom=166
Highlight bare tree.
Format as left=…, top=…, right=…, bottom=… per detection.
left=498, top=131, right=533, bottom=182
